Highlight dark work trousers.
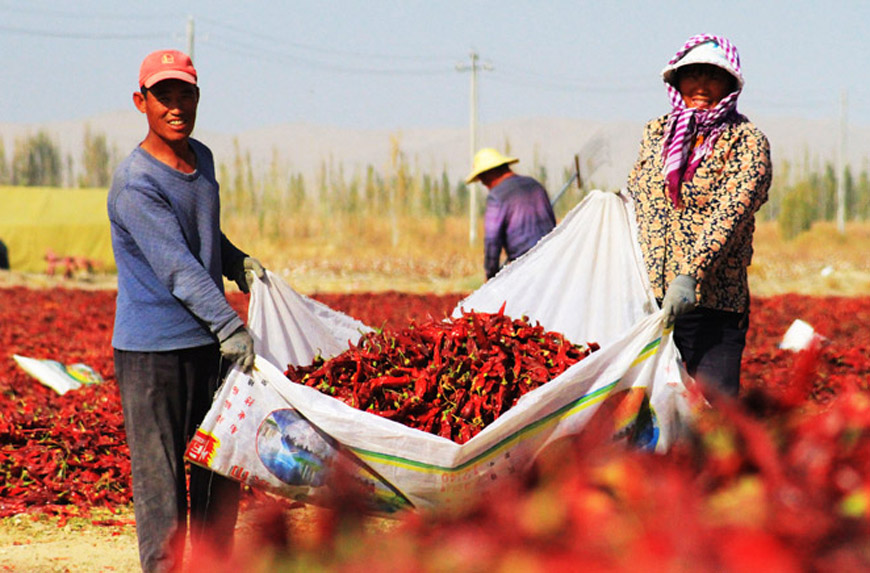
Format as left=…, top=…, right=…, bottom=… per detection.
left=115, top=345, right=240, bottom=573
left=671, top=306, right=749, bottom=398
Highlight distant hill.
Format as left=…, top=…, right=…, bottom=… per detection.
left=1, top=111, right=864, bottom=191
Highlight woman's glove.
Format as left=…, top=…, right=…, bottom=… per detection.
left=230, top=257, right=265, bottom=294
left=219, top=326, right=255, bottom=373
left=661, top=274, right=697, bottom=326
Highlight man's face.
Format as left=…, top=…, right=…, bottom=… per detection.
left=134, top=79, right=199, bottom=143
left=478, top=170, right=496, bottom=189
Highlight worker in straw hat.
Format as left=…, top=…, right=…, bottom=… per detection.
left=626, top=34, right=771, bottom=399
left=466, top=148, right=556, bottom=280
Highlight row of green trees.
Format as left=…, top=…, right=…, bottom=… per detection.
left=220, top=137, right=484, bottom=222
left=762, top=157, right=870, bottom=239
left=0, top=128, right=113, bottom=188
left=3, top=128, right=870, bottom=239
left=216, top=140, right=870, bottom=240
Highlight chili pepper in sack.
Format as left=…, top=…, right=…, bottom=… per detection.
left=285, top=309, right=598, bottom=444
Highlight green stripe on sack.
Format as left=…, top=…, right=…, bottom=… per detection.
left=350, top=335, right=662, bottom=474
left=631, top=338, right=660, bottom=368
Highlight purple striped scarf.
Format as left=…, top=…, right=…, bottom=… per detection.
left=661, top=35, right=743, bottom=207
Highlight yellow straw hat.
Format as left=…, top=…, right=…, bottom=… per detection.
left=465, top=148, right=519, bottom=184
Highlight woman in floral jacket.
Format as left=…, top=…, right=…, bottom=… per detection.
left=627, top=34, right=772, bottom=397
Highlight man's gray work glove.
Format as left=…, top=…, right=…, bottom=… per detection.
left=219, top=326, right=255, bottom=373
left=661, top=274, right=697, bottom=327
left=231, top=257, right=265, bottom=294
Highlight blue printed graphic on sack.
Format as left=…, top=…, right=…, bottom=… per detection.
left=257, top=409, right=335, bottom=487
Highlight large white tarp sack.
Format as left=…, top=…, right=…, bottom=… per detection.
left=186, top=190, right=694, bottom=513
left=455, top=189, right=657, bottom=348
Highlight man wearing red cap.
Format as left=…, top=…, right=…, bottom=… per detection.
left=108, top=49, right=263, bottom=572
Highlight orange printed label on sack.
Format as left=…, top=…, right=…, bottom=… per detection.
left=186, top=430, right=220, bottom=466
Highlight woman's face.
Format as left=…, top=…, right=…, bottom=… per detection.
left=676, top=64, right=735, bottom=110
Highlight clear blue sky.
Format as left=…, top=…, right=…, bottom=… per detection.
left=1, top=0, right=867, bottom=134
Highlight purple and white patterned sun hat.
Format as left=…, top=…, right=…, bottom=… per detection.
left=661, top=36, right=744, bottom=89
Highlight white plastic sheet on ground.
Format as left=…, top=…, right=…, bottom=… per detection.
left=186, top=190, right=695, bottom=513
left=13, top=354, right=104, bottom=395
left=779, top=319, right=825, bottom=351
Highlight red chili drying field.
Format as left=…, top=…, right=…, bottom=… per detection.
left=2, top=287, right=870, bottom=571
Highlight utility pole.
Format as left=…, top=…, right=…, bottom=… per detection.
left=836, top=89, right=848, bottom=234
left=186, top=15, right=195, bottom=61
left=456, top=50, right=492, bottom=245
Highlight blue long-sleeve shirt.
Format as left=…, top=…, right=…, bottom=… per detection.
left=483, top=174, right=556, bottom=279
left=107, top=139, right=246, bottom=351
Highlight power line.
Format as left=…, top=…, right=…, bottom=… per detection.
left=0, top=3, right=166, bottom=22
left=746, top=97, right=834, bottom=110
left=198, top=15, right=456, bottom=63
left=208, top=35, right=454, bottom=77
left=489, top=71, right=654, bottom=94
left=0, top=24, right=164, bottom=40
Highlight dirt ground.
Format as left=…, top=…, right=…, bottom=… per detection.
left=0, top=507, right=139, bottom=572
left=0, top=501, right=358, bottom=573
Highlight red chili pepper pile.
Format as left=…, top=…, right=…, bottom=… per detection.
left=0, top=287, right=458, bottom=519
left=285, top=304, right=599, bottom=444
left=4, top=281, right=870, bottom=561
left=0, top=287, right=128, bottom=519
left=312, top=292, right=465, bottom=330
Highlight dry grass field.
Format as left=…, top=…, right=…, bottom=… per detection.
left=221, top=211, right=483, bottom=294
left=4, top=215, right=870, bottom=297
left=223, top=213, right=870, bottom=298
left=2, top=211, right=869, bottom=297
left=750, top=220, right=870, bottom=297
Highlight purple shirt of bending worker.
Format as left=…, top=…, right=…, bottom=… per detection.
left=467, top=149, right=557, bottom=279
left=482, top=174, right=556, bottom=278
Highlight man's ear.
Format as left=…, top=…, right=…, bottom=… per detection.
left=133, top=90, right=146, bottom=113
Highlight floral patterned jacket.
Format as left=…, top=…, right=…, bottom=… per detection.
left=626, top=114, right=772, bottom=313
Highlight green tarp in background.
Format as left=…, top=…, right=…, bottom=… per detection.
left=0, top=186, right=114, bottom=273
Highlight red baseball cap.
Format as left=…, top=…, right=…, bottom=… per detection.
left=139, top=49, right=197, bottom=89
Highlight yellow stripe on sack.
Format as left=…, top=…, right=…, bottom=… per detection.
left=352, top=382, right=617, bottom=474
left=630, top=338, right=660, bottom=369
left=348, top=335, right=662, bottom=476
